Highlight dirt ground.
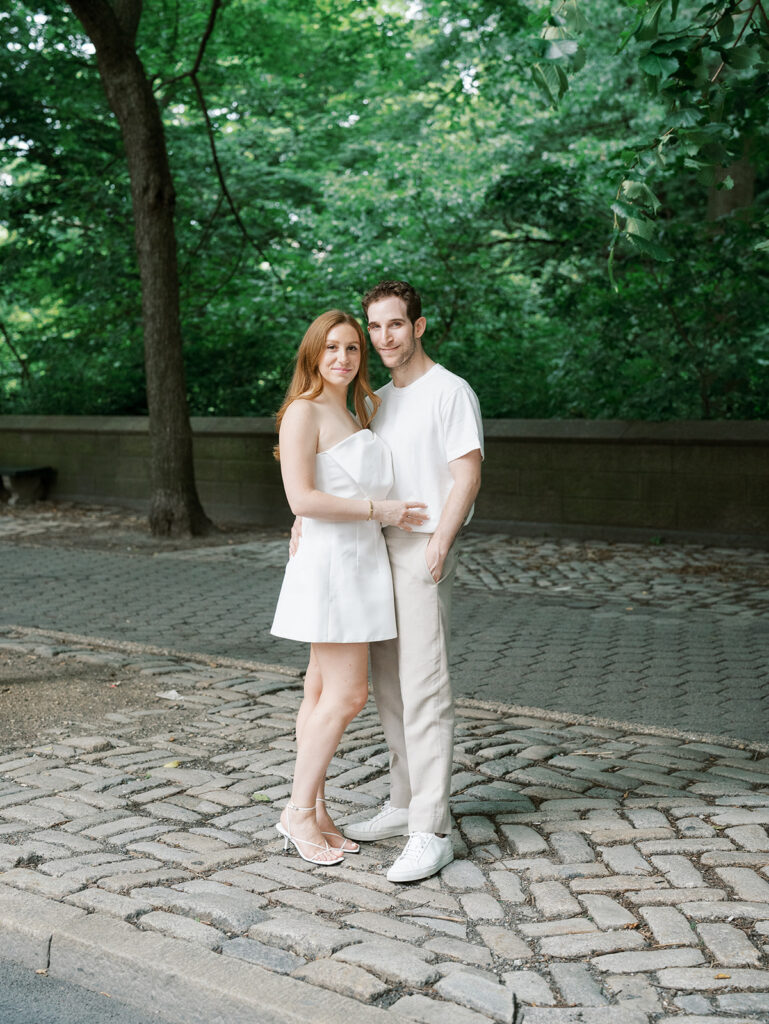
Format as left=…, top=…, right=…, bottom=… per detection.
left=0, top=500, right=284, bottom=553
left=0, top=647, right=183, bottom=749
left=0, top=501, right=283, bottom=753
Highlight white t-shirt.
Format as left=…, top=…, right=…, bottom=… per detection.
left=372, top=364, right=484, bottom=532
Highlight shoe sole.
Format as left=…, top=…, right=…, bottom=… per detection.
left=387, top=851, right=454, bottom=883
left=343, top=822, right=409, bottom=841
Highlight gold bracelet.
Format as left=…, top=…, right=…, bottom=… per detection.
left=367, top=498, right=374, bottom=521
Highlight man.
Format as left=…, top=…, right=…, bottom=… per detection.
left=343, top=280, right=483, bottom=882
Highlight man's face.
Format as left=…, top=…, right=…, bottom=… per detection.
left=366, top=296, right=425, bottom=371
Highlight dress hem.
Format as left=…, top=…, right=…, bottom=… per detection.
left=270, top=630, right=397, bottom=644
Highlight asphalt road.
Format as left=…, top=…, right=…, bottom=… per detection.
left=0, top=960, right=173, bottom=1024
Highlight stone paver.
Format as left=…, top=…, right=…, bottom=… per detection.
left=2, top=511, right=769, bottom=740
left=1, top=631, right=768, bottom=1023
left=1, top=508, right=769, bottom=1022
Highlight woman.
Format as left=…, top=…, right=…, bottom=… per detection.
left=271, top=310, right=427, bottom=865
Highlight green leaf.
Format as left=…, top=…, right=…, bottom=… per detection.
left=531, top=62, right=568, bottom=105
left=685, top=125, right=725, bottom=143
left=680, top=137, right=704, bottom=156
left=639, top=52, right=679, bottom=78
left=625, top=216, right=653, bottom=240
left=545, top=38, right=579, bottom=60
left=571, top=45, right=587, bottom=72
left=610, top=199, right=636, bottom=219
left=622, top=180, right=661, bottom=213
left=626, top=232, right=674, bottom=261
left=251, top=792, right=271, bottom=802
left=699, top=140, right=729, bottom=163
left=716, top=14, right=734, bottom=42
left=635, top=1, right=663, bottom=42
left=562, top=1, right=588, bottom=34
left=618, top=19, right=643, bottom=53
left=531, top=63, right=555, bottom=105
left=648, top=37, right=685, bottom=54
left=724, top=45, right=759, bottom=69
left=667, top=107, right=702, bottom=127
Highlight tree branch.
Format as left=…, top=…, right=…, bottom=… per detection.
left=178, top=192, right=226, bottom=280
left=189, top=74, right=287, bottom=298
left=157, top=0, right=221, bottom=90
left=152, top=0, right=288, bottom=298
left=710, top=1, right=759, bottom=83
left=184, top=236, right=248, bottom=319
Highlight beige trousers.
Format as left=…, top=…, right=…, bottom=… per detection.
left=370, top=528, right=457, bottom=835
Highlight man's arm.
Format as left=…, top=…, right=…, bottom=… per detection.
left=425, top=449, right=482, bottom=582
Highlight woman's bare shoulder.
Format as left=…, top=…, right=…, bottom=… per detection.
left=281, top=396, right=320, bottom=428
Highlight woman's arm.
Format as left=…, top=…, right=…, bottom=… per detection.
left=279, top=401, right=427, bottom=528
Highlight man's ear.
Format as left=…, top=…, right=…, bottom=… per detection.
left=414, top=316, right=427, bottom=339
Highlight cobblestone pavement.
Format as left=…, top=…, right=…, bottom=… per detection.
left=1, top=505, right=769, bottom=743
left=1, top=631, right=769, bottom=1024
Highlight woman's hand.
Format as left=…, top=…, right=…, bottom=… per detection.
left=373, top=500, right=429, bottom=531
left=289, top=516, right=302, bottom=557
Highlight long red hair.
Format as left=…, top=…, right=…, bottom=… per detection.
left=274, top=310, right=380, bottom=460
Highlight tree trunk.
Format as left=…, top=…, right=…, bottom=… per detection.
left=707, top=141, right=756, bottom=222
left=68, top=0, right=211, bottom=536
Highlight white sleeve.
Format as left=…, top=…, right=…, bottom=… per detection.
left=442, top=385, right=484, bottom=463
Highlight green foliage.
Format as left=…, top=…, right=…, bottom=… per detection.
left=1, top=0, right=767, bottom=421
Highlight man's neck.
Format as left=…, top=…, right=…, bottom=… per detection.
left=391, top=351, right=436, bottom=389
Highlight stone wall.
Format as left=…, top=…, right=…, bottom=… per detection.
left=1, top=416, right=767, bottom=545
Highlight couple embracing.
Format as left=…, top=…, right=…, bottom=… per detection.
left=271, top=279, right=483, bottom=883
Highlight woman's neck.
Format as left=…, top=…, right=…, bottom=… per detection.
left=318, top=380, right=351, bottom=410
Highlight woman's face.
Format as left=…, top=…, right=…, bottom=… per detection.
left=317, top=322, right=362, bottom=388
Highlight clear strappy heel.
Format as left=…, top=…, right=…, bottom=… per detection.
left=316, top=797, right=360, bottom=854
left=275, top=802, right=345, bottom=865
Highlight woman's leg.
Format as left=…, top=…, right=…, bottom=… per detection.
left=296, top=649, right=322, bottom=758
left=296, top=649, right=362, bottom=851
left=280, top=642, right=368, bottom=860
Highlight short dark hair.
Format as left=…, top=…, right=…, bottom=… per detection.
left=361, top=280, right=422, bottom=324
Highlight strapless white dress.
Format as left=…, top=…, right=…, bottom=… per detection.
left=270, top=429, right=397, bottom=643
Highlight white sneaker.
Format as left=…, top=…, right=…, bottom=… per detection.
left=386, top=832, right=454, bottom=883
left=343, top=801, right=409, bottom=842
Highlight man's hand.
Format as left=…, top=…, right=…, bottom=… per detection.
left=289, top=516, right=302, bottom=557
left=425, top=534, right=447, bottom=583
left=424, top=449, right=482, bottom=582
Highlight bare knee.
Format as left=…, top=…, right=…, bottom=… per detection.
left=348, top=683, right=369, bottom=719
left=319, top=681, right=368, bottom=726
left=303, top=660, right=322, bottom=703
